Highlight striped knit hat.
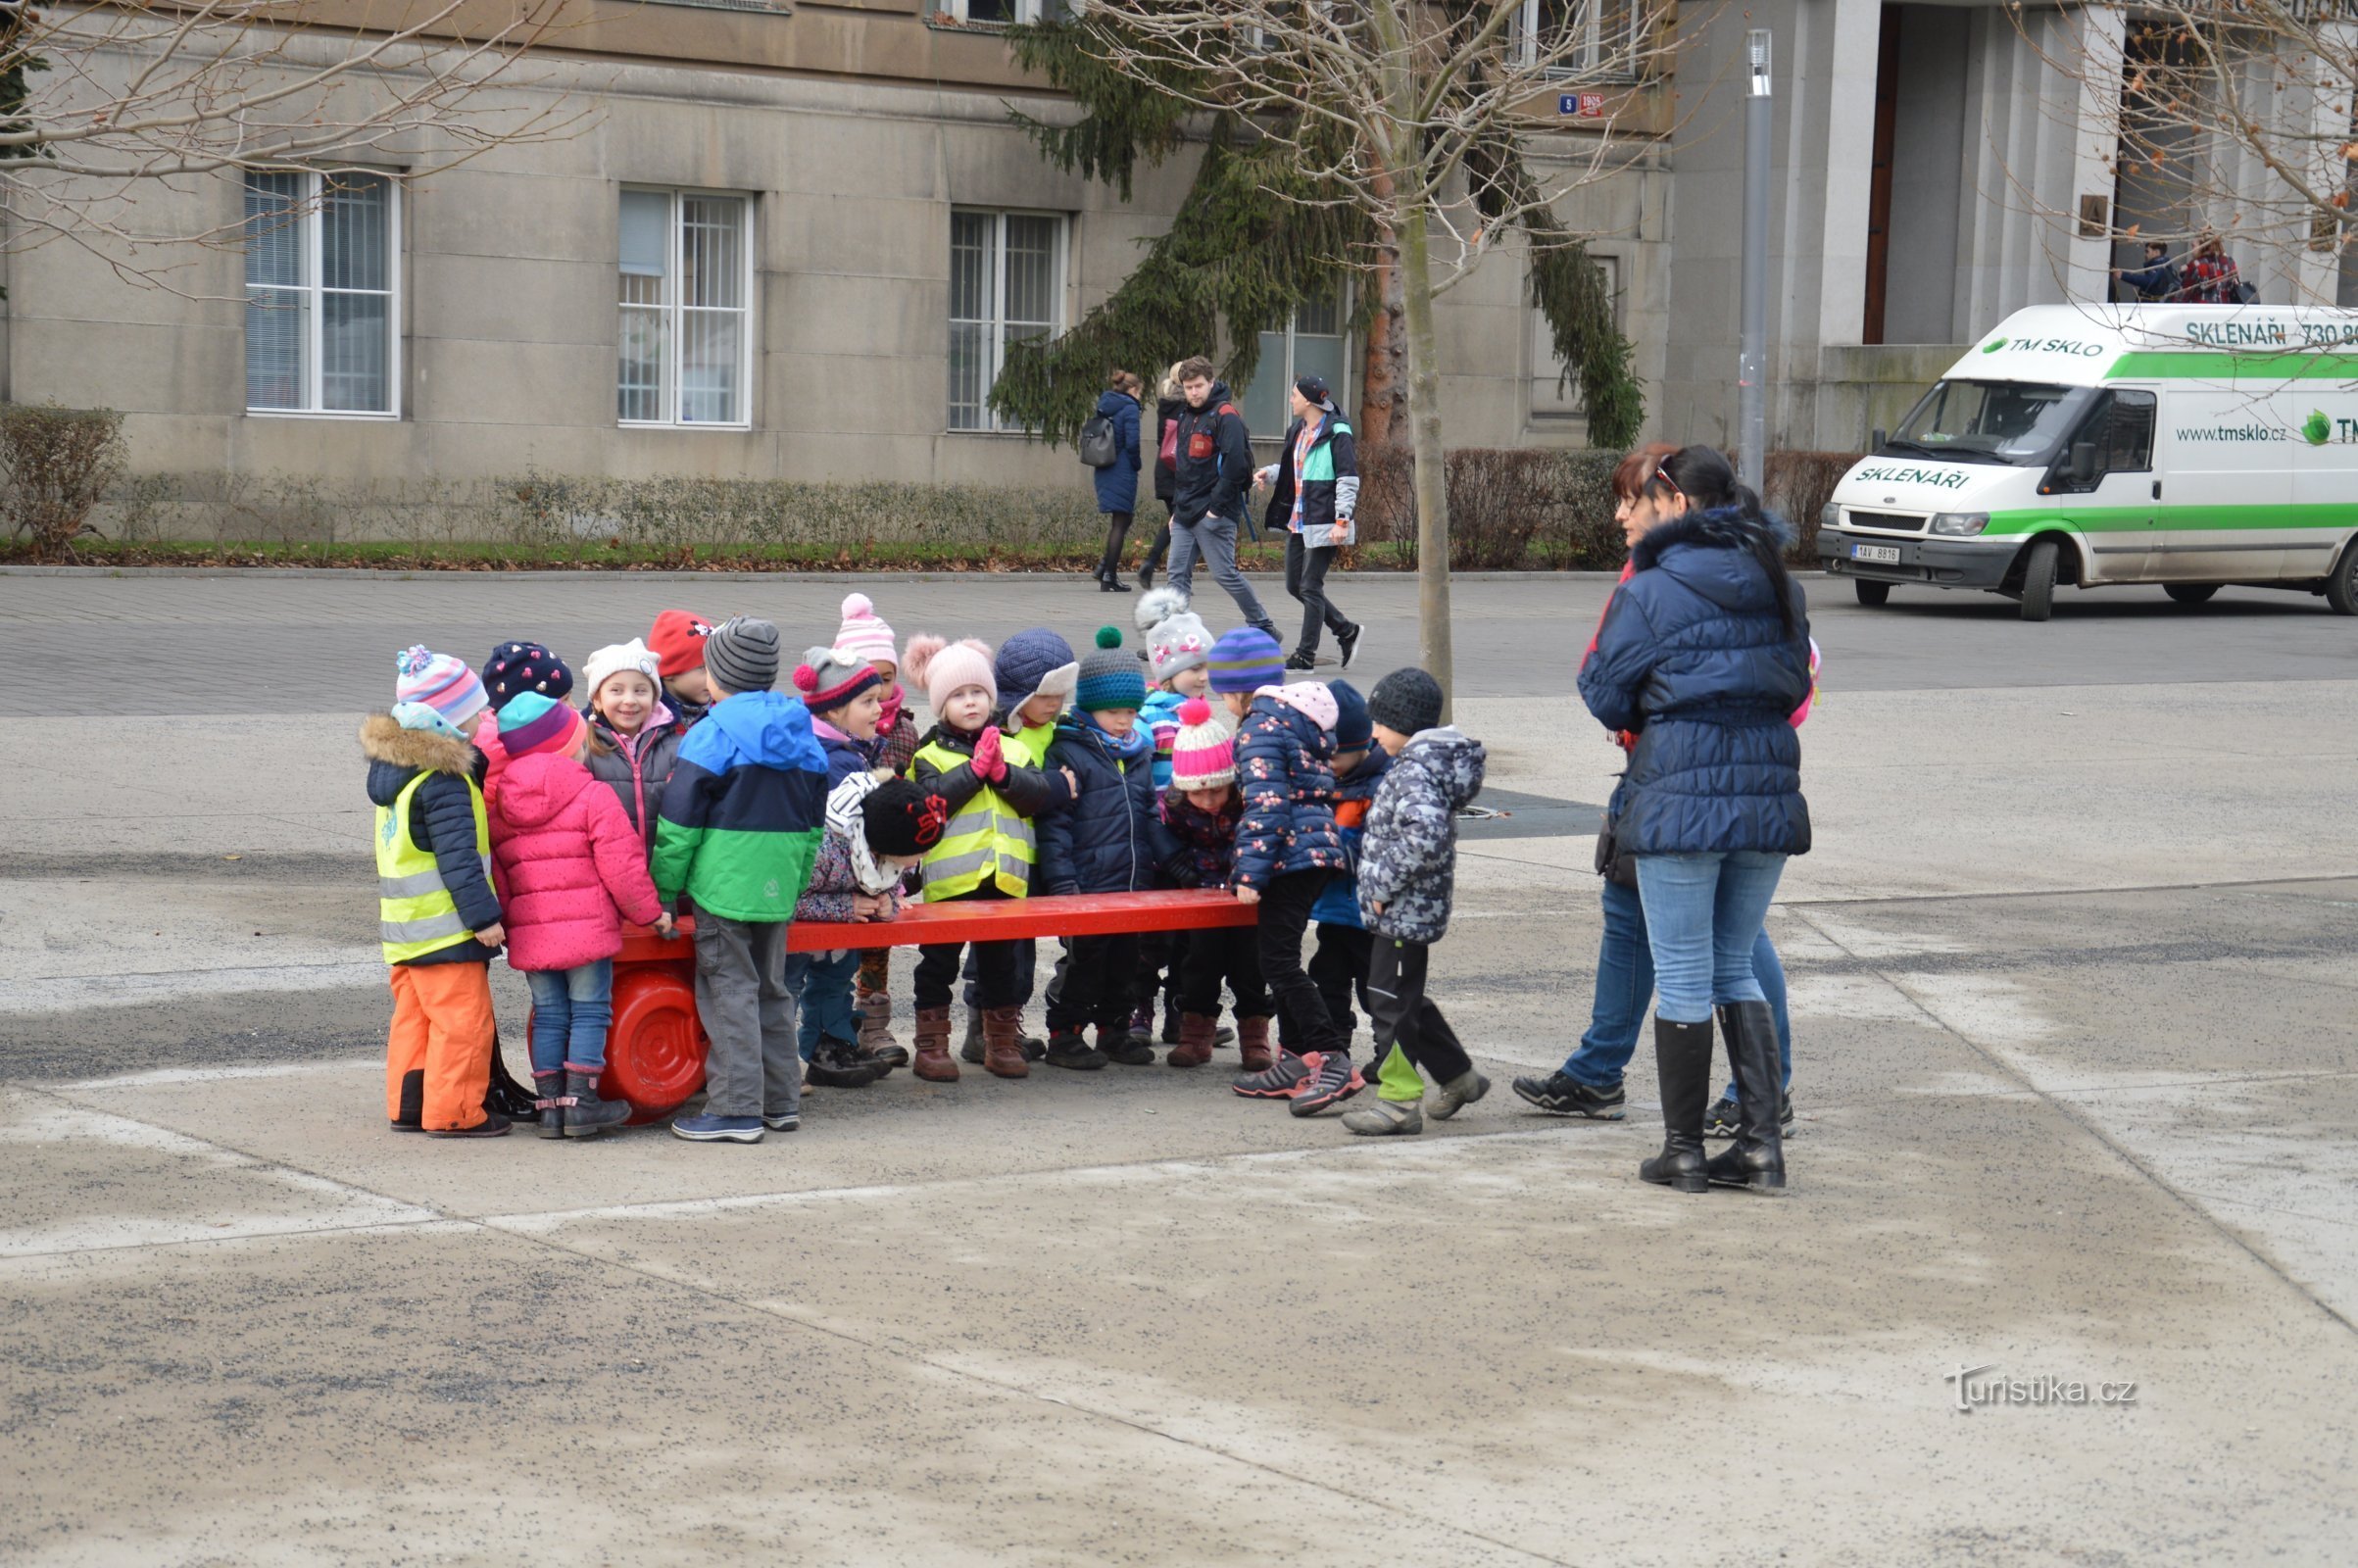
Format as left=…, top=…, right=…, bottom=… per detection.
left=705, top=616, right=781, bottom=695
left=1206, top=625, right=1284, bottom=695
left=1075, top=627, right=1147, bottom=713
left=497, top=690, right=587, bottom=760
left=394, top=646, right=489, bottom=728
left=793, top=646, right=887, bottom=713
left=1168, top=699, right=1236, bottom=791
left=834, top=594, right=899, bottom=667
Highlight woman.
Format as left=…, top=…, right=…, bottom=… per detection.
left=2177, top=229, right=2243, bottom=305
left=1137, top=362, right=1187, bottom=590
left=1578, top=445, right=1812, bottom=1195
left=1257, top=374, right=1364, bottom=671
left=1090, top=369, right=1143, bottom=594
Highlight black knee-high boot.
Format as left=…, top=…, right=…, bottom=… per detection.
left=1639, top=1017, right=1714, bottom=1193
left=1706, top=1002, right=1787, bottom=1192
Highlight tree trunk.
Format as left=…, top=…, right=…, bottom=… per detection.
left=1398, top=195, right=1452, bottom=718
left=1358, top=189, right=1404, bottom=449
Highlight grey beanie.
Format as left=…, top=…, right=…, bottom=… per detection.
left=1366, top=666, right=1443, bottom=736
left=705, top=616, right=781, bottom=694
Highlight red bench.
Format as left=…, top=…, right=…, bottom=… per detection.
left=595, top=891, right=1257, bottom=1119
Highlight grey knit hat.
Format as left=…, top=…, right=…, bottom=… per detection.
left=705, top=616, right=781, bottom=695
left=1366, top=666, right=1443, bottom=736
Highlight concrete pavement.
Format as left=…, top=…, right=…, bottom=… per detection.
left=2, top=568, right=2354, bottom=1564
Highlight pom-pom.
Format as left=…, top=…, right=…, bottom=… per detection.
left=1177, top=697, right=1212, bottom=726
left=842, top=592, right=873, bottom=618
left=396, top=644, right=432, bottom=675
left=1096, top=625, right=1123, bottom=650
left=1134, top=586, right=1188, bottom=632
left=901, top=633, right=946, bottom=686
left=790, top=664, right=819, bottom=694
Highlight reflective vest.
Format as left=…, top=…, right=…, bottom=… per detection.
left=375, top=770, right=491, bottom=963
left=909, top=727, right=1045, bottom=901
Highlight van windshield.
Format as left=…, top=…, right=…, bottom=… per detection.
left=1884, top=380, right=2097, bottom=466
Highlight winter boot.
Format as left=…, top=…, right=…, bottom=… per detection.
left=913, top=1004, right=959, bottom=1083
left=484, top=1045, right=540, bottom=1122
left=1235, top=1014, right=1275, bottom=1074
left=1704, top=1002, right=1788, bottom=1193
left=1043, top=1026, right=1106, bottom=1071
left=1098, top=1020, right=1157, bottom=1066
left=1167, top=1012, right=1219, bottom=1069
left=809, top=1041, right=885, bottom=1089
left=960, top=1006, right=986, bottom=1064
left=984, top=1004, right=1034, bottom=1078
left=1125, top=1004, right=1157, bottom=1054
left=1160, top=1001, right=1183, bottom=1046
left=858, top=989, right=909, bottom=1070
left=392, top=1068, right=425, bottom=1133
left=533, top=1070, right=565, bottom=1140
left=562, top=1063, right=633, bottom=1138
left=1639, top=1017, right=1715, bottom=1194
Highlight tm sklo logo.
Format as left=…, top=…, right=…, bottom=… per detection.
left=2305, top=410, right=2333, bottom=446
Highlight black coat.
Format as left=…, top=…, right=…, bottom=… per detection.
left=1171, top=380, right=1253, bottom=529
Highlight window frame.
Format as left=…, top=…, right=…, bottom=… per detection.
left=1242, top=286, right=1354, bottom=440
left=1513, top=0, right=1646, bottom=82
left=946, top=206, right=1070, bottom=435
left=242, top=170, right=402, bottom=421
left=933, top=0, right=1050, bottom=24
left=1528, top=252, right=1621, bottom=426
left=616, top=185, right=758, bottom=432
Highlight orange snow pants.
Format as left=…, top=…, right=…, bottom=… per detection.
left=386, top=961, right=497, bottom=1133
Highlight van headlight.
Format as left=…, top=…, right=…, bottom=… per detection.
left=1929, top=512, right=1989, bottom=537
left=1820, top=502, right=1842, bottom=529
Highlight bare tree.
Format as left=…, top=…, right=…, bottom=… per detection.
left=1069, top=0, right=1671, bottom=708
left=0, top=1, right=579, bottom=283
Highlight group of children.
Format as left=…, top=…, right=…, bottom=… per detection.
left=365, top=586, right=1489, bottom=1146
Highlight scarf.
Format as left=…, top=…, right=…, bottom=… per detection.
left=824, top=772, right=902, bottom=895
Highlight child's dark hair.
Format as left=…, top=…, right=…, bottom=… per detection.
left=1640, top=444, right=1801, bottom=639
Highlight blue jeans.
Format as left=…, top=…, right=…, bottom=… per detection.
left=1562, top=875, right=1793, bottom=1096
left=525, top=959, right=614, bottom=1075
left=1635, top=851, right=1787, bottom=1023
left=783, top=948, right=863, bottom=1060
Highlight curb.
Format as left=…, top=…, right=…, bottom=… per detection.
left=0, top=565, right=1826, bottom=583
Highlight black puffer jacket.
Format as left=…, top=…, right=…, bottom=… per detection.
left=1171, top=380, right=1253, bottom=528
left=360, top=713, right=502, bottom=966
left=1038, top=715, right=1158, bottom=895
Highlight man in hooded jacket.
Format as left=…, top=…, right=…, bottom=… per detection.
left=1167, top=355, right=1279, bottom=638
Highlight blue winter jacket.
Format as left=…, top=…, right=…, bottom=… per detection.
left=1140, top=686, right=1189, bottom=791
left=1578, top=506, right=1813, bottom=858
left=1311, top=742, right=1394, bottom=928
left=1038, top=712, right=1159, bottom=895
left=811, top=717, right=876, bottom=788
left=1092, top=390, right=1142, bottom=514
left=1232, top=695, right=1348, bottom=892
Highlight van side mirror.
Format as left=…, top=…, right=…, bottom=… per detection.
left=1869, top=426, right=1887, bottom=453
left=2068, top=441, right=2097, bottom=485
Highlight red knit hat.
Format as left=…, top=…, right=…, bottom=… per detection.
left=648, top=609, right=714, bottom=678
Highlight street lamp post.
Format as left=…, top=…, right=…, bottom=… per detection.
left=1740, top=27, right=1772, bottom=494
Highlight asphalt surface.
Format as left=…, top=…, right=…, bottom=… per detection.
left=3, top=566, right=2354, bottom=1565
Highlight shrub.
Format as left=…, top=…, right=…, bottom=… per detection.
left=1, top=404, right=126, bottom=562
left=1763, top=450, right=1862, bottom=564
left=1356, top=445, right=1624, bottom=570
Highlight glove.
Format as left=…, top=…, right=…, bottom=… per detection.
left=971, top=724, right=1007, bottom=784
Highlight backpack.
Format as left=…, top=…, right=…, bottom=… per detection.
left=1078, top=413, right=1118, bottom=468
left=1157, top=414, right=1179, bottom=469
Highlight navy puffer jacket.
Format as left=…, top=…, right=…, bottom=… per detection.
left=1578, top=506, right=1813, bottom=857
left=1039, top=714, right=1159, bottom=894
left=1233, top=695, right=1347, bottom=891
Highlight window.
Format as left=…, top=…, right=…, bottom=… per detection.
left=1530, top=255, right=1620, bottom=422
left=948, top=209, right=1065, bottom=432
left=243, top=172, right=399, bottom=416
left=933, top=0, right=1060, bottom=24
left=617, top=189, right=753, bottom=427
left=1240, top=291, right=1349, bottom=435
left=1513, top=0, right=1646, bottom=79
left=2050, top=390, right=2155, bottom=491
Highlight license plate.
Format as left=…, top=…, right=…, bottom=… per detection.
left=1850, top=543, right=1901, bottom=564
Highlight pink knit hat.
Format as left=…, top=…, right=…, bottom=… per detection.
left=836, top=593, right=899, bottom=667
left=394, top=646, right=488, bottom=728
left=902, top=633, right=997, bottom=717
left=1168, top=699, right=1236, bottom=791
left=1271, top=680, right=1339, bottom=733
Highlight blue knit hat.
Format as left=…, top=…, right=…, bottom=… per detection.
left=996, top=627, right=1078, bottom=711
left=1328, top=678, right=1372, bottom=751
left=1207, top=625, right=1284, bottom=694
left=1075, top=626, right=1147, bottom=713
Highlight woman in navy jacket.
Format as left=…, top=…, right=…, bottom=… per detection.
left=1090, top=370, right=1144, bottom=594
left=1578, top=445, right=1811, bottom=1197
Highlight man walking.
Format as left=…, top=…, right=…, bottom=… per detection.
left=1168, top=357, right=1279, bottom=638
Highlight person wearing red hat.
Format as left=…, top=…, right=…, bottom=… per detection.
left=648, top=609, right=716, bottom=726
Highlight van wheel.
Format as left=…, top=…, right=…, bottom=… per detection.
left=2019, top=538, right=2059, bottom=621
left=2329, top=542, right=2358, bottom=615
left=1854, top=580, right=1891, bottom=607
left=2163, top=583, right=2219, bottom=606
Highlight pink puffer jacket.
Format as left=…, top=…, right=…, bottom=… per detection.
left=489, top=753, right=664, bottom=971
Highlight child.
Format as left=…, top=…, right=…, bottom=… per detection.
left=902, top=633, right=1066, bottom=1081
left=793, top=646, right=889, bottom=784
left=364, top=663, right=507, bottom=1137
left=1154, top=699, right=1273, bottom=1070
left=1341, top=667, right=1490, bottom=1137
left=1038, top=628, right=1160, bottom=1069
left=648, top=608, right=717, bottom=728
left=1211, top=626, right=1357, bottom=1116
left=834, top=593, right=919, bottom=1065
left=474, top=642, right=572, bottom=808
left=581, top=639, right=682, bottom=851
left=786, top=775, right=939, bottom=1087
left=488, top=692, right=673, bottom=1139
left=1131, top=588, right=1217, bottom=1044
left=1306, top=679, right=1387, bottom=1049
left=651, top=617, right=830, bottom=1143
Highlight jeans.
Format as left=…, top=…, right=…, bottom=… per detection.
left=1634, top=852, right=1788, bottom=1024
left=1283, top=530, right=1351, bottom=657
left=524, top=959, right=614, bottom=1075
left=1167, top=512, right=1272, bottom=628
left=782, top=947, right=863, bottom=1060
left=1560, top=878, right=1793, bottom=1095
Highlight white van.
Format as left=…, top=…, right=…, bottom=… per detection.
left=1816, top=304, right=2358, bottom=619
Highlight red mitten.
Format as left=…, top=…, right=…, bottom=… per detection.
left=971, top=724, right=1007, bottom=783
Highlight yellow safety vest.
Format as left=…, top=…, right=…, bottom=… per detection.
left=375, top=770, right=492, bottom=963
left=909, top=726, right=1046, bottom=902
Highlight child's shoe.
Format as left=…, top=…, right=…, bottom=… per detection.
left=1233, top=1049, right=1312, bottom=1099
left=562, top=1064, right=633, bottom=1137
left=670, top=1112, right=762, bottom=1143
left=912, top=1004, right=959, bottom=1083
left=857, top=989, right=907, bottom=1068
left=1426, top=1068, right=1490, bottom=1122
left=1342, top=1099, right=1422, bottom=1136
left=1125, top=1004, right=1156, bottom=1053
left=430, top=1112, right=513, bottom=1139
left=1234, top=1015, right=1275, bottom=1074
left=984, top=1005, right=1036, bottom=1078
left=532, top=1071, right=565, bottom=1140
left=761, top=1107, right=801, bottom=1132
left=1167, top=1012, right=1218, bottom=1069
left=1164, top=1004, right=1234, bottom=1049
left=808, top=1041, right=885, bottom=1088
left=1043, top=1027, right=1105, bottom=1071
left=1290, top=1053, right=1364, bottom=1117
left=960, top=1006, right=986, bottom=1064
left=392, top=1069, right=425, bottom=1133
left=1098, top=1022, right=1156, bottom=1066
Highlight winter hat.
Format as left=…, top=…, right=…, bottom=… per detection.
left=1168, top=698, right=1237, bottom=791
left=1206, top=625, right=1284, bottom=695
left=704, top=616, right=781, bottom=695
left=390, top=701, right=465, bottom=740
left=394, top=646, right=489, bottom=729
left=793, top=646, right=887, bottom=713
left=1329, top=678, right=1372, bottom=752
left=497, top=690, right=587, bottom=760
left=583, top=639, right=661, bottom=705
left=861, top=777, right=948, bottom=860
left=1075, top=626, right=1148, bottom=713
left=903, top=634, right=998, bottom=716
left=482, top=642, right=572, bottom=708
left=1272, top=680, right=1339, bottom=733
left=648, top=609, right=715, bottom=678
left=1136, top=587, right=1212, bottom=682
left=996, top=627, right=1078, bottom=713
left=1368, top=666, right=1444, bottom=737
left=834, top=593, right=898, bottom=667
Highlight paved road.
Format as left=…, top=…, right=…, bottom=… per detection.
left=2, top=567, right=2354, bottom=1565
